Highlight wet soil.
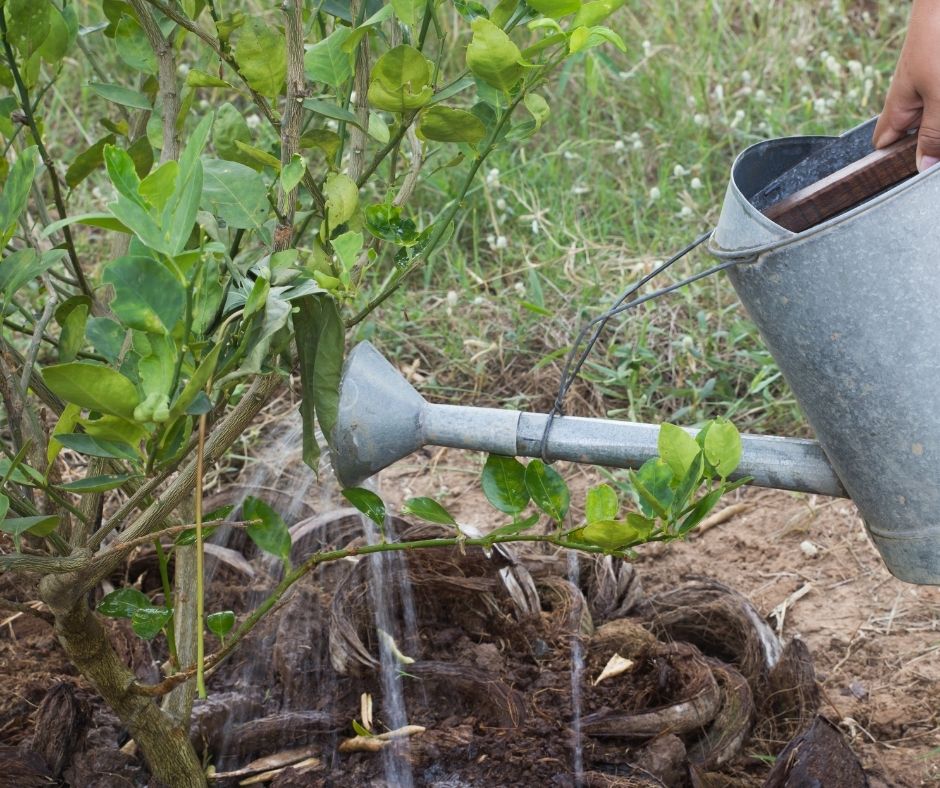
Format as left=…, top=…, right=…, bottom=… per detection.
left=2, top=451, right=939, bottom=786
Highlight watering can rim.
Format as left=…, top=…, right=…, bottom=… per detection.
left=708, top=124, right=940, bottom=261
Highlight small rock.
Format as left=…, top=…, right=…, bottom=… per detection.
left=800, top=540, right=819, bottom=558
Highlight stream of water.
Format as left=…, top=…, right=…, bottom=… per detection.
left=567, top=551, right=585, bottom=787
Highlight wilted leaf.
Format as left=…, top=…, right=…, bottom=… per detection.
left=466, top=18, right=523, bottom=91
left=417, top=106, right=486, bottom=144
left=368, top=45, right=433, bottom=113
left=234, top=17, right=286, bottom=97
left=658, top=423, right=701, bottom=479
left=43, top=362, right=140, bottom=419
left=585, top=483, right=618, bottom=523
left=703, top=418, right=742, bottom=478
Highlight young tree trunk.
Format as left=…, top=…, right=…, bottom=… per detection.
left=50, top=597, right=206, bottom=787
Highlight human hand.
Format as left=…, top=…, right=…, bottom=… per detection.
left=873, top=0, right=940, bottom=171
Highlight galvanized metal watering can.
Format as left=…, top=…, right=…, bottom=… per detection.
left=333, top=118, right=940, bottom=585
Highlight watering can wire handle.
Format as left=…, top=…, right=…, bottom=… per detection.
left=762, top=133, right=918, bottom=233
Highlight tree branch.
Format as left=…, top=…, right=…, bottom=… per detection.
left=0, top=9, right=95, bottom=303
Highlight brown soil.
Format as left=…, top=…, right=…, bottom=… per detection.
left=1, top=449, right=939, bottom=787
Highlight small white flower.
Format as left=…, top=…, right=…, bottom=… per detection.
left=246, top=114, right=262, bottom=130
left=514, top=281, right=526, bottom=296
left=741, top=70, right=752, bottom=85
left=613, top=139, right=626, bottom=152
left=198, top=100, right=210, bottom=111
left=571, top=185, right=590, bottom=195
left=326, top=119, right=338, bottom=131
left=690, top=177, right=703, bottom=190
left=642, top=40, right=652, bottom=55
left=473, top=296, right=485, bottom=306
left=678, top=206, right=693, bottom=219
left=673, top=164, right=687, bottom=177
left=486, top=233, right=496, bottom=247
left=813, top=98, right=828, bottom=115
left=349, top=90, right=357, bottom=102
left=648, top=186, right=661, bottom=201
left=824, top=55, right=841, bottom=76
left=755, top=89, right=768, bottom=102
left=563, top=151, right=577, bottom=161
left=794, top=56, right=808, bottom=70
left=693, top=113, right=707, bottom=126
left=496, top=198, right=508, bottom=211
left=485, top=168, right=501, bottom=187
left=847, top=60, right=863, bottom=77
left=177, top=63, right=190, bottom=76
left=632, top=138, right=644, bottom=150
left=530, top=219, right=540, bottom=235
left=495, top=235, right=508, bottom=250
left=863, top=65, right=875, bottom=78
left=446, top=290, right=458, bottom=307
left=713, top=84, right=724, bottom=102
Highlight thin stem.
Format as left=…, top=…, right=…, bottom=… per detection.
left=194, top=413, right=207, bottom=698
left=153, top=539, right=179, bottom=667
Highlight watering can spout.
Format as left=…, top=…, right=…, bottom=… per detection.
left=331, top=342, right=846, bottom=498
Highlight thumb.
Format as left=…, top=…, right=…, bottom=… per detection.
left=915, top=101, right=940, bottom=171
left=873, top=76, right=922, bottom=150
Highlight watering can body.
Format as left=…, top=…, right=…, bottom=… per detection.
left=333, top=118, right=940, bottom=585
left=711, top=117, right=940, bottom=584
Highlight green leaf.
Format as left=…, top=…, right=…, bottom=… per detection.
left=54, top=295, right=91, bottom=363
left=352, top=719, right=373, bottom=738
left=300, top=128, right=343, bottom=158
left=280, top=154, right=306, bottom=193
left=201, top=159, right=270, bottom=231
left=523, top=92, right=549, bottom=131
left=0, top=147, right=39, bottom=238
left=186, top=69, right=234, bottom=88
left=212, top=102, right=256, bottom=168
left=233, top=140, right=282, bottom=170
left=0, top=495, right=8, bottom=525
left=402, top=496, right=458, bottom=527
left=170, top=343, right=222, bottom=419
left=97, top=587, right=151, bottom=618
left=492, top=0, right=519, bottom=27
left=139, top=161, right=179, bottom=212
left=0, top=248, right=67, bottom=300
left=486, top=512, right=540, bottom=539
left=631, top=458, right=674, bottom=519
left=481, top=454, right=529, bottom=514
left=580, top=513, right=653, bottom=549
left=88, top=82, right=152, bottom=110
left=65, top=135, right=117, bottom=189
left=569, top=25, right=627, bottom=54
left=302, top=98, right=367, bottom=131
left=43, top=362, right=140, bottom=419
left=1, top=515, right=60, bottom=538
left=41, top=212, right=131, bottom=237
left=234, top=17, right=286, bottom=97
left=324, top=172, right=359, bottom=233
left=56, top=474, right=138, bottom=494
left=55, top=433, right=140, bottom=460
left=585, top=483, right=618, bottom=523
left=417, top=106, right=487, bottom=144
left=524, top=459, right=570, bottom=521
left=367, top=45, right=434, bottom=113
left=206, top=610, right=235, bottom=638
left=131, top=606, right=172, bottom=639
left=342, top=487, right=386, bottom=528
left=466, top=18, right=524, bottom=91
left=332, top=230, right=362, bottom=275
left=679, top=489, right=723, bottom=534
left=38, top=4, right=70, bottom=63
left=572, top=0, right=626, bottom=27
left=7, top=0, right=50, bottom=57
left=672, top=451, right=705, bottom=518
left=658, top=423, right=701, bottom=479
left=47, top=403, right=81, bottom=466
left=703, top=418, right=742, bottom=479
left=363, top=204, right=420, bottom=245
left=391, top=0, right=426, bottom=25
left=292, top=297, right=321, bottom=470
left=243, top=496, right=291, bottom=563
left=103, top=256, right=186, bottom=335
left=528, top=0, right=581, bottom=17
left=115, top=15, right=157, bottom=73
left=311, top=294, right=344, bottom=438
left=303, top=26, right=354, bottom=87
left=104, top=145, right=144, bottom=205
